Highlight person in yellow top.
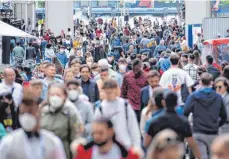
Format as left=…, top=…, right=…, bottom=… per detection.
left=73, top=37, right=81, bottom=49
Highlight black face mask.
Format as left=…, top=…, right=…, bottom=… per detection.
left=94, top=140, right=108, bottom=147
left=1, top=102, right=9, bottom=109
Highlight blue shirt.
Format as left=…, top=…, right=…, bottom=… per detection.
left=144, top=109, right=165, bottom=132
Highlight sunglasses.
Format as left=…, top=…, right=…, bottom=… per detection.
left=215, top=85, right=223, bottom=90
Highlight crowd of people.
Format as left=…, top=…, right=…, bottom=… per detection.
left=0, top=17, right=229, bottom=159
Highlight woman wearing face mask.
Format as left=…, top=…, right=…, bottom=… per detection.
left=146, top=129, right=185, bottom=159
left=40, top=83, right=83, bottom=159
left=67, top=80, right=93, bottom=138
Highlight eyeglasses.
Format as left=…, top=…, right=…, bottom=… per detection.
left=215, top=85, right=223, bottom=90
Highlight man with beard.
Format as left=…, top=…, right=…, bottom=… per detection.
left=140, top=70, right=160, bottom=109
left=121, top=59, right=148, bottom=122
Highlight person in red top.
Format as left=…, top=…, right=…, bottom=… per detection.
left=73, top=117, right=142, bottom=159
left=121, top=59, right=148, bottom=122
left=96, top=28, right=102, bottom=38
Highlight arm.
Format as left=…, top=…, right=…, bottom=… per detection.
left=84, top=103, right=94, bottom=135
left=219, top=99, right=227, bottom=127
left=33, top=48, right=36, bottom=59
left=26, top=48, right=28, bottom=60
left=70, top=110, right=81, bottom=141
left=153, top=46, right=158, bottom=57
left=185, top=73, right=194, bottom=94
left=183, top=95, right=194, bottom=117
left=94, top=83, right=100, bottom=102
left=127, top=104, right=141, bottom=147
left=121, top=75, right=128, bottom=98
left=140, top=109, right=146, bottom=137
left=186, top=137, right=202, bottom=159
left=53, top=136, right=67, bottom=159
left=143, top=133, right=152, bottom=148
left=0, top=135, right=12, bottom=159
left=13, top=85, right=23, bottom=107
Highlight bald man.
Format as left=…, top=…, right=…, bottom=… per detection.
left=0, top=68, right=23, bottom=107
left=211, top=134, right=229, bottom=159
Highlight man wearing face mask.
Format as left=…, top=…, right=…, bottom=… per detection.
left=107, top=52, right=117, bottom=71
left=67, top=80, right=93, bottom=137
left=73, top=117, right=142, bottom=159
left=56, top=45, right=68, bottom=69
left=0, top=89, right=66, bottom=159
left=117, top=58, right=128, bottom=85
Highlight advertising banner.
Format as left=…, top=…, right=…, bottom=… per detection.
left=211, top=0, right=229, bottom=17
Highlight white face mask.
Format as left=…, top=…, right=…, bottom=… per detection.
left=68, top=90, right=79, bottom=101
left=49, top=95, right=64, bottom=110
left=92, top=71, right=99, bottom=76
left=19, top=113, right=37, bottom=132
left=119, top=64, right=127, bottom=71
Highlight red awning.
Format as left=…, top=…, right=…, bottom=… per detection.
left=203, top=38, right=229, bottom=46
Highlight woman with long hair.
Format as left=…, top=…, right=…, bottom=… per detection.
left=193, top=50, right=203, bottom=66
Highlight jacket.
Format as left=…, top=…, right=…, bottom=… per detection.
left=75, top=145, right=141, bottom=159
left=94, top=97, right=141, bottom=149
left=81, top=79, right=100, bottom=103
left=153, top=45, right=166, bottom=57
left=0, top=81, right=23, bottom=107
left=223, top=92, right=229, bottom=121
left=45, top=48, right=55, bottom=59
left=140, top=85, right=150, bottom=109
left=73, top=98, right=93, bottom=137
left=184, top=88, right=227, bottom=134
left=56, top=52, right=67, bottom=68
left=40, top=100, right=82, bottom=159
left=12, top=46, right=25, bottom=58
left=0, top=129, right=66, bottom=159
left=26, top=46, right=36, bottom=60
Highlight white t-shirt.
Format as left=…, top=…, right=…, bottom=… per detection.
left=92, top=144, right=121, bottom=159
left=159, top=68, right=194, bottom=105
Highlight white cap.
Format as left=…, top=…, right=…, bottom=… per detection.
left=98, top=59, right=112, bottom=68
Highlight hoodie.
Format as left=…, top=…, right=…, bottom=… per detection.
left=56, top=52, right=67, bottom=68
left=184, top=88, right=227, bottom=134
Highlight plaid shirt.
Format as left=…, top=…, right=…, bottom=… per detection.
left=183, top=64, right=198, bottom=81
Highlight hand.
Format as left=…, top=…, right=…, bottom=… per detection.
left=3, top=97, right=13, bottom=105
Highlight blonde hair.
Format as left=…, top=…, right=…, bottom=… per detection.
left=146, top=129, right=180, bottom=159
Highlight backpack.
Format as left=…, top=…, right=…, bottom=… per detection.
left=207, top=65, right=220, bottom=80
left=99, top=100, right=129, bottom=124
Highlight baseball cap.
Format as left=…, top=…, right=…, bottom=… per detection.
left=98, top=59, right=112, bottom=68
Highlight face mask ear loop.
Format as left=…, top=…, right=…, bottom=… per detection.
left=84, top=141, right=95, bottom=150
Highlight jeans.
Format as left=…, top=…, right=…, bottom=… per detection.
left=193, top=133, right=217, bottom=159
